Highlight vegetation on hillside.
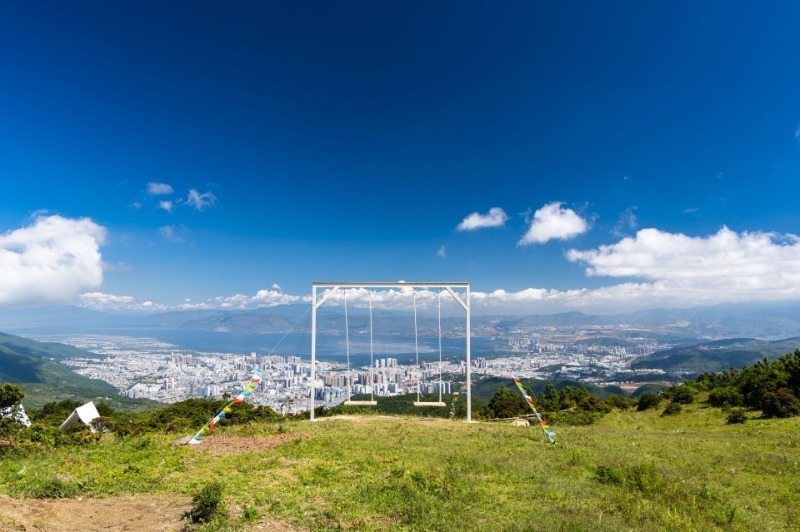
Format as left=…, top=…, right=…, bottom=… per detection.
left=0, top=332, right=116, bottom=394
left=2, top=350, right=800, bottom=529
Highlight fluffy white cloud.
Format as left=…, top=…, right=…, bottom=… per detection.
left=186, top=189, right=217, bottom=211
left=565, top=227, right=800, bottom=306
left=456, top=207, right=508, bottom=231
left=79, top=292, right=166, bottom=312
left=519, top=202, right=588, bottom=245
left=178, top=289, right=305, bottom=310
left=158, top=200, right=173, bottom=213
left=0, top=215, right=106, bottom=306
left=147, top=182, right=173, bottom=195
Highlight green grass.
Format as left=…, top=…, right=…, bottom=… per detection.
left=2, top=405, right=799, bottom=530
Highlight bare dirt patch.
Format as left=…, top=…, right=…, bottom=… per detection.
left=187, top=433, right=304, bottom=455
left=0, top=493, right=190, bottom=531
left=317, top=415, right=398, bottom=423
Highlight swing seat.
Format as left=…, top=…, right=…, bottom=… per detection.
left=344, top=400, right=378, bottom=406
left=413, top=401, right=446, bottom=407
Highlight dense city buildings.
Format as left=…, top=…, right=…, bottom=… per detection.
left=31, top=328, right=673, bottom=413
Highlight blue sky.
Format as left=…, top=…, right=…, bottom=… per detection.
left=1, top=1, right=799, bottom=314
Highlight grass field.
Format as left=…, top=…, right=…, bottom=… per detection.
left=1, top=404, right=799, bottom=530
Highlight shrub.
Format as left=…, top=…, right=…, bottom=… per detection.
left=487, top=387, right=528, bottom=419
left=670, top=385, right=696, bottom=404
left=761, top=388, right=800, bottom=418
left=606, top=394, right=632, bottom=410
left=726, top=408, right=747, bottom=424
left=185, top=481, right=225, bottom=524
left=637, top=392, right=662, bottom=411
left=661, top=401, right=682, bottom=416
left=26, top=477, right=80, bottom=499
left=709, top=387, right=744, bottom=408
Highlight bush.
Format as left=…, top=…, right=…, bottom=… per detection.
left=637, top=392, right=662, bottom=411
left=25, top=477, right=80, bottom=499
left=709, top=387, right=744, bottom=408
left=761, top=388, right=800, bottom=418
left=661, top=401, right=682, bottom=417
left=184, top=481, right=225, bottom=524
left=606, top=394, right=632, bottom=410
left=726, top=408, right=747, bottom=424
left=670, top=385, right=696, bottom=404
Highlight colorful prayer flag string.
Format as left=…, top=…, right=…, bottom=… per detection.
left=511, top=373, right=556, bottom=444
left=449, top=392, right=459, bottom=418
left=187, top=369, right=264, bottom=445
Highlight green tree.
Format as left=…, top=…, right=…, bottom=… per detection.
left=637, top=392, right=662, bottom=411
left=487, top=386, right=527, bottom=419
left=0, top=384, right=25, bottom=409
left=559, top=386, right=590, bottom=409
left=761, top=388, right=800, bottom=418
left=540, top=382, right=560, bottom=411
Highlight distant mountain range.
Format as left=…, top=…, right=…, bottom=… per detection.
left=0, top=332, right=116, bottom=392
left=0, top=332, right=162, bottom=410
left=632, top=337, right=800, bottom=374
left=4, top=301, right=800, bottom=340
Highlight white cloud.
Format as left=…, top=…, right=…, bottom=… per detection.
left=0, top=215, right=106, bottom=306
left=158, top=225, right=187, bottom=242
left=519, top=202, right=589, bottom=245
left=271, top=283, right=282, bottom=292
left=178, top=289, right=304, bottom=310
left=437, top=246, right=447, bottom=258
left=456, top=207, right=508, bottom=231
left=186, top=189, right=217, bottom=211
left=158, top=200, right=173, bottom=213
left=79, top=292, right=166, bottom=312
left=612, top=206, right=638, bottom=237
left=147, top=182, right=174, bottom=195
left=564, top=227, right=800, bottom=306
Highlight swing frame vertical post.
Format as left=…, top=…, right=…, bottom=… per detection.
left=310, top=285, right=317, bottom=421
left=310, top=282, right=471, bottom=422
left=466, top=284, right=471, bottom=423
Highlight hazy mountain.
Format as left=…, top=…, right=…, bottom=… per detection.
left=631, top=337, right=800, bottom=374
left=3, top=301, right=800, bottom=340
left=0, top=332, right=116, bottom=392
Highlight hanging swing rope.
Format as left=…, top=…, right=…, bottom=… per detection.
left=437, top=288, right=443, bottom=404
left=344, top=288, right=377, bottom=406
left=414, top=290, right=421, bottom=403
left=414, top=289, right=446, bottom=407
left=344, top=289, right=351, bottom=402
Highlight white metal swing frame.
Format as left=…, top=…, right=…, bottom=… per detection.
left=310, top=281, right=472, bottom=422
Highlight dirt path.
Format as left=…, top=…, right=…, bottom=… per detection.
left=0, top=494, right=190, bottom=531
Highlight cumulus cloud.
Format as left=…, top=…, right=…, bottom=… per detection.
left=519, top=202, right=588, bottom=245
left=456, top=207, right=508, bottom=231
left=158, top=200, right=173, bottom=213
left=178, top=289, right=305, bottom=310
left=437, top=246, right=447, bottom=258
left=564, top=227, right=800, bottom=306
left=79, top=292, right=166, bottom=312
left=0, top=215, right=106, bottom=306
left=147, top=182, right=174, bottom=195
left=186, top=189, right=217, bottom=211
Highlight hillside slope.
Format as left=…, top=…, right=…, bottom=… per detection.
left=0, top=332, right=116, bottom=393
left=632, top=337, right=800, bottom=373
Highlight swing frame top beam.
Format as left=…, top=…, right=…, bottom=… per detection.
left=309, top=281, right=471, bottom=422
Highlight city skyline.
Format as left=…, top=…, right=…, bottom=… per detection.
left=2, top=2, right=800, bottom=315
